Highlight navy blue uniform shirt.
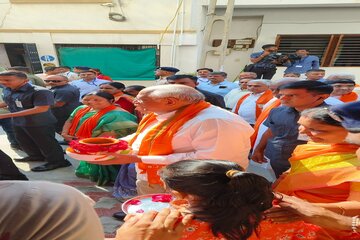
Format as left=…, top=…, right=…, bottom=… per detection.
left=2, top=83, right=57, bottom=126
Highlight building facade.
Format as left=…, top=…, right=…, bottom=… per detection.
left=0, top=0, right=360, bottom=84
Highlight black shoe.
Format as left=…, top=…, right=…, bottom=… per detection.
left=112, top=211, right=126, bottom=221
left=10, top=144, right=23, bottom=151
left=14, top=157, right=45, bottom=162
left=31, top=161, right=72, bottom=172
left=58, top=141, right=69, bottom=145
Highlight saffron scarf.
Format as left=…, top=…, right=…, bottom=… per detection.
left=250, top=98, right=280, bottom=147
left=128, top=101, right=211, bottom=184
left=275, top=142, right=360, bottom=202
left=68, top=105, right=117, bottom=138
left=249, top=142, right=360, bottom=240
left=233, top=89, right=273, bottom=120
left=339, top=92, right=358, bottom=102
left=180, top=220, right=223, bottom=240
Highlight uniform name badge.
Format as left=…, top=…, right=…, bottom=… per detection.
left=295, top=65, right=303, bottom=68
left=15, top=99, right=23, bottom=108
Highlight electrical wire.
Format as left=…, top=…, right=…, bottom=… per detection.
left=0, top=4, right=12, bottom=29
left=158, top=0, right=184, bottom=48
left=117, top=0, right=126, bottom=17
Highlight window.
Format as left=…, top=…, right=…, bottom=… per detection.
left=333, top=35, right=360, bottom=66
left=276, top=34, right=360, bottom=67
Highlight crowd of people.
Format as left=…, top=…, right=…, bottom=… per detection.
left=0, top=53, right=359, bottom=240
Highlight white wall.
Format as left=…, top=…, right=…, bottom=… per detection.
left=246, top=7, right=360, bottom=82
left=203, top=16, right=263, bottom=80
left=203, top=0, right=360, bottom=8
left=1, top=0, right=360, bottom=83
left=206, top=6, right=360, bottom=82
left=0, top=0, right=199, bottom=77
left=0, top=0, right=192, bottom=30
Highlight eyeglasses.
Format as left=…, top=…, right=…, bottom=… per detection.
left=44, top=80, right=63, bottom=83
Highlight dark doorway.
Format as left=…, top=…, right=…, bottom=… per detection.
left=4, top=43, right=43, bottom=73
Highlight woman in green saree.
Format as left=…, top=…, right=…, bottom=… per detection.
left=62, top=91, right=138, bottom=185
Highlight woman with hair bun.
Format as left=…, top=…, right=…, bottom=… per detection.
left=160, top=160, right=274, bottom=240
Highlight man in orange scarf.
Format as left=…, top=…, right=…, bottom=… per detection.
left=326, top=79, right=359, bottom=102
left=232, top=79, right=273, bottom=125
left=94, top=85, right=254, bottom=194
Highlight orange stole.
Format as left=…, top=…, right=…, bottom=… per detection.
left=250, top=142, right=360, bottom=240
left=183, top=219, right=337, bottom=240
left=275, top=142, right=360, bottom=202
left=233, top=89, right=273, bottom=120
left=128, top=101, right=211, bottom=184
left=68, top=105, right=117, bottom=138
left=250, top=99, right=280, bottom=147
left=339, top=92, right=358, bottom=102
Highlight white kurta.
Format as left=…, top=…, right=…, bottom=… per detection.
left=122, top=106, right=254, bottom=181
left=247, top=97, right=279, bottom=182
left=232, top=92, right=269, bottom=124
left=224, top=88, right=250, bottom=109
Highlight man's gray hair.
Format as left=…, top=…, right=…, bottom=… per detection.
left=209, top=71, right=227, bottom=77
left=141, top=85, right=205, bottom=103
left=248, top=79, right=271, bottom=86
left=239, top=72, right=257, bottom=79
left=46, top=75, right=69, bottom=81
left=270, top=77, right=302, bottom=88
left=326, top=73, right=356, bottom=81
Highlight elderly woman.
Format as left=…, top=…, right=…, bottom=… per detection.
left=249, top=107, right=360, bottom=239
left=61, top=91, right=138, bottom=186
